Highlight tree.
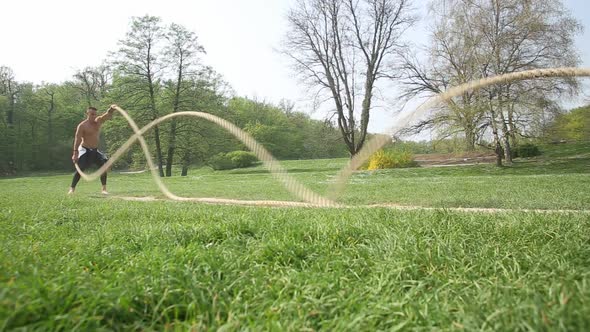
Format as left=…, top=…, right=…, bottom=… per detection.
left=401, top=0, right=582, bottom=165
left=547, top=105, right=590, bottom=142
left=174, top=70, right=232, bottom=176
left=38, top=84, right=57, bottom=152
left=482, top=0, right=581, bottom=163
left=112, top=15, right=167, bottom=176
left=400, top=0, right=487, bottom=151
left=0, top=67, right=20, bottom=172
left=282, top=0, right=415, bottom=156
left=0, top=66, right=19, bottom=127
left=72, top=65, right=112, bottom=107
left=162, top=23, right=205, bottom=176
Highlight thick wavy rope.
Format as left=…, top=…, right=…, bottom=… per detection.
left=75, top=67, right=590, bottom=207
left=75, top=109, right=339, bottom=207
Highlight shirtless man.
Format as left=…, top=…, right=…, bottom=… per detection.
left=68, top=105, right=117, bottom=194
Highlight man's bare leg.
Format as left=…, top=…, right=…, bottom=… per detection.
left=100, top=171, right=108, bottom=195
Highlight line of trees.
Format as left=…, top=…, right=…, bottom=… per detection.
left=398, top=0, right=583, bottom=166
left=0, top=16, right=348, bottom=176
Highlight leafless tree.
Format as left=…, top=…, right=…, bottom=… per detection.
left=282, top=0, right=416, bottom=156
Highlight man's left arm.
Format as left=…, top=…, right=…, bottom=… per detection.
left=96, top=104, right=117, bottom=124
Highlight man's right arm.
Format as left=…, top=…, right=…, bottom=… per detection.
left=72, top=124, right=83, bottom=163
left=96, top=104, right=117, bottom=124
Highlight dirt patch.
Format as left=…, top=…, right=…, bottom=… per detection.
left=114, top=195, right=328, bottom=208
left=414, top=152, right=496, bottom=166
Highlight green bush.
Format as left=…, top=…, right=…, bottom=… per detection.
left=366, top=149, right=418, bottom=170
left=208, top=153, right=235, bottom=170
left=208, top=151, right=258, bottom=170
left=226, top=151, right=258, bottom=168
left=513, top=143, right=541, bottom=158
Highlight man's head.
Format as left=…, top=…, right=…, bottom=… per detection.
left=86, top=107, right=98, bottom=120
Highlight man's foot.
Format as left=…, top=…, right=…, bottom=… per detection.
left=101, top=190, right=109, bottom=195
left=68, top=188, right=75, bottom=195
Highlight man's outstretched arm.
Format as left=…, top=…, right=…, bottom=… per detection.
left=96, top=104, right=118, bottom=123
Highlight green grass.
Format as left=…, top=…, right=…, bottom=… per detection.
left=1, top=142, right=589, bottom=330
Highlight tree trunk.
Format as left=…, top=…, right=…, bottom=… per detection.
left=16, top=116, right=22, bottom=170
left=502, top=134, right=512, bottom=164
left=489, top=102, right=503, bottom=167
left=6, top=82, right=16, bottom=127
left=165, top=119, right=177, bottom=177
left=181, top=150, right=191, bottom=176
left=6, top=87, right=17, bottom=172
left=497, top=99, right=513, bottom=165
left=165, top=58, right=184, bottom=177
left=465, top=124, right=476, bottom=151
left=507, top=100, right=517, bottom=148
left=47, top=114, right=52, bottom=147
left=47, top=91, right=55, bottom=163
left=152, top=125, right=165, bottom=177
left=356, top=74, right=374, bottom=155
left=147, top=74, right=165, bottom=177
left=30, top=122, right=37, bottom=168
left=495, top=141, right=503, bottom=167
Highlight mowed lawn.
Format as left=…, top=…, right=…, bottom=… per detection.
left=1, top=143, right=589, bottom=330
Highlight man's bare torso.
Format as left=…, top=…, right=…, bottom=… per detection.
left=78, top=119, right=103, bottom=149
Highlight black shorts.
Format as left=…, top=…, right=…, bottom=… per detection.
left=77, top=146, right=109, bottom=170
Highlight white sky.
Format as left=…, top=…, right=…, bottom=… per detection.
left=1, top=0, right=589, bottom=133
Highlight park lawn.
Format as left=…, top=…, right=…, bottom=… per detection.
left=1, top=143, right=589, bottom=330
left=6, top=142, right=587, bottom=210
